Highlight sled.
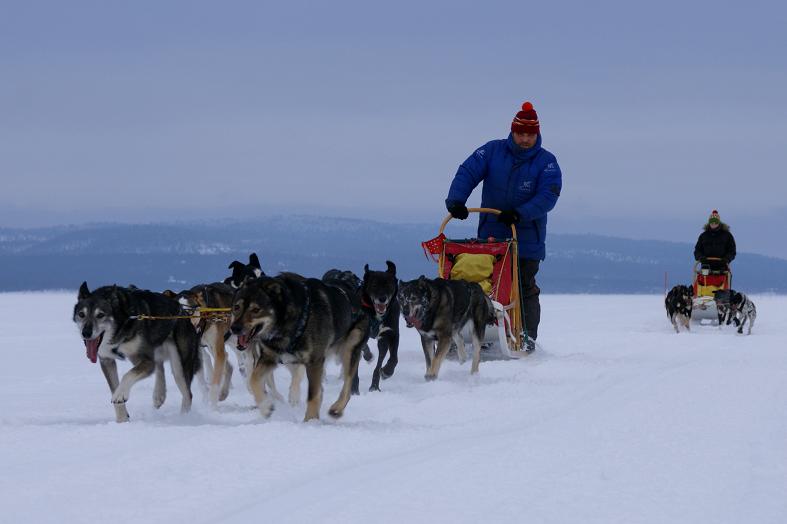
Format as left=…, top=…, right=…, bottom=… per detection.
left=691, top=257, right=731, bottom=324
left=422, top=208, right=531, bottom=358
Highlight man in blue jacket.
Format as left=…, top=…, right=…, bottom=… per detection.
left=445, top=101, right=562, bottom=352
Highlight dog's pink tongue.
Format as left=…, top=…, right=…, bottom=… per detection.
left=405, top=315, right=422, bottom=329
left=237, top=334, right=248, bottom=350
left=84, top=338, right=100, bottom=363
left=375, top=303, right=387, bottom=315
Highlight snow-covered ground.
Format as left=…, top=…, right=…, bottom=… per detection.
left=1, top=292, right=786, bottom=523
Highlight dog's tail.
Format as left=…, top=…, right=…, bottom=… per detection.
left=175, top=318, right=202, bottom=386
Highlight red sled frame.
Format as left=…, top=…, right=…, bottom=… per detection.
left=423, top=208, right=527, bottom=356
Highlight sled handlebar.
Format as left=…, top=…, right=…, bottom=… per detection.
left=439, top=208, right=517, bottom=241
left=693, top=257, right=732, bottom=280
left=694, top=257, right=726, bottom=269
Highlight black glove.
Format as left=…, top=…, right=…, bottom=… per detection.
left=497, top=210, right=520, bottom=226
left=446, top=202, right=469, bottom=220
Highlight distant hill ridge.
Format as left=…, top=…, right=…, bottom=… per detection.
left=1, top=216, right=785, bottom=293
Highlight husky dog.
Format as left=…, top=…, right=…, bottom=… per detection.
left=230, top=273, right=370, bottom=421
left=222, top=257, right=305, bottom=406
left=398, top=276, right=494, bottom=380
left=360, top=261, right=400, bottom=391
left=73, top=282, right=200, bottom=422
left=715, top=289, right=757, bottom=335
left=665, top=284, right=693, bottom=333
left=224, top=253, right=265, bottom=289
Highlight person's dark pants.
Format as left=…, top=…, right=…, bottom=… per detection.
left=518, top=258, right=541, bottom=340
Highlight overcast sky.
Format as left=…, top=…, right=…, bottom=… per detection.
left=2, top=0, right=786, bottom=256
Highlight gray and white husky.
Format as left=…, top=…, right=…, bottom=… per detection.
left=398, top=276, right=494, bottom=381
left=73, top=282, right=201, bottom=422
left=714, top=289, right=757, bottom=335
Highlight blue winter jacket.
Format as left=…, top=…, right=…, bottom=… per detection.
left=445, top=134, right=562, bottom=260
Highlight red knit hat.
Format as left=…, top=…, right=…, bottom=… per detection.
left=511, top=101, right=540, bottom=134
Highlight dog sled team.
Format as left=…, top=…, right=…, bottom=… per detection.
left=665, top=209, right=757, bottom=335
left=74, top=255, right=500, bottom=423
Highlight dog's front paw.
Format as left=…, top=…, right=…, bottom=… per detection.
left=111, top=390, right=128, bottom=404
left=219, top=365, right=232, bottom=402
left=361, top=344, right=373, bottom=362
left=424, top=373, right=437, bottom=382
left=258, top=401, right=275, bottom=418
left=114, top=404, right=130, bottom=423
left=328, top=405, right=344, bottom=419
left=369, top=384, right=381, bottom=392
left=381, top=361, right=397, bottom=379
left=180, top=393, right=193, bottom=414
left=351, top=379, right=360, bottom=396
left=152, top=390, right=166, bottom=409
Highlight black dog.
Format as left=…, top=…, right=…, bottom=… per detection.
left=224, top=253, right=265, bottom=288
left=360, top=261, right=400, bottom=392
left=665, top=284, right=693, bottom=333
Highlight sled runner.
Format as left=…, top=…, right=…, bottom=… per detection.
left=691, top=256, right=731, bottom=323
left=422, top=208, right=530, bottom=358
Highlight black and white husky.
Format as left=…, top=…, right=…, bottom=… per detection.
left=665, top=284, right=693, bottom=333
left=398, top=276, right=494, bottom=380
left=715, top=289, right=757, bottom=335
left=73, top=282, right=201, bottom=422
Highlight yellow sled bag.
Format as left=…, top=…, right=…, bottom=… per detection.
left=450, top=253, right=495, bottom=294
